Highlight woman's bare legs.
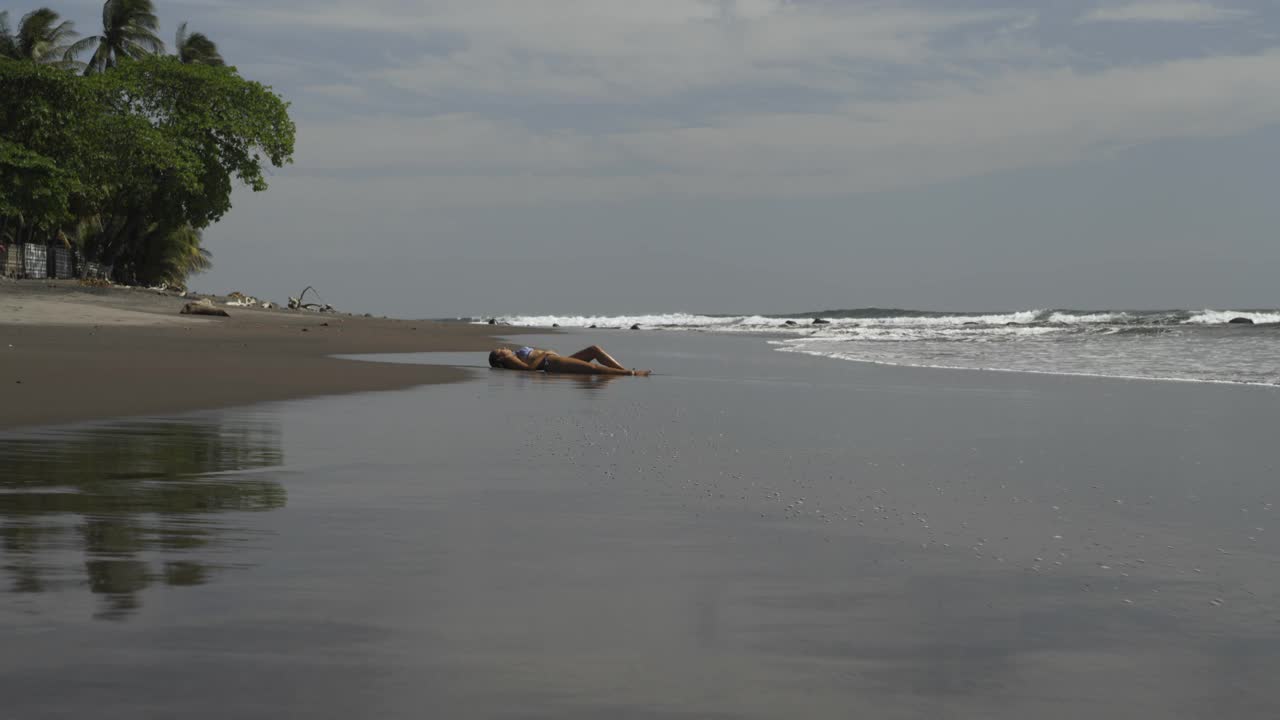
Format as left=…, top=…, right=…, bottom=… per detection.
left=568, top=345, right=627, bottom=370
left=544, top=355, right=635, bottom=375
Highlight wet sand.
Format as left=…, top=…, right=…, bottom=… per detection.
left=2, top=331, right=1278, bottom=718
left=0, top=281, right=528, bottom=429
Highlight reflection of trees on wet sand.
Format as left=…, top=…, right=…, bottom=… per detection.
left=0, top=418, right=285, bottom=620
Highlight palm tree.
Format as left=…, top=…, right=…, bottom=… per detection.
left=142, top=223, right=211, bottom=287
left=0, top=9, right=82, bottom=68
left=174, top=22, right=223, bottom=66
left=75, top=0, right=164, bottom=75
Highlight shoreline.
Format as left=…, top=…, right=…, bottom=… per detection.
left=778, top=346, right=1280, bottom=390
left=0, top=280, right=537, bottom=430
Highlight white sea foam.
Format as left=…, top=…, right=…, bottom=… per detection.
left=1046, top=312, right=1133, bottom=324
left=775, top=346, right=1280, bottom=389
left=809, top=325, right=1064, bottom=343
left=489, top=313, right=777, bottom=329
left=484, top=309, right=1280, bottom=330
left=486, top=309, right=1153, bottom=330
left=1185, top=310, right=1280, bottom=325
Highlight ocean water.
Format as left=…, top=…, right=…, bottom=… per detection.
left=3, top=332, right=1280, bottom=718
left=480, top=309, right=1280, bottom=387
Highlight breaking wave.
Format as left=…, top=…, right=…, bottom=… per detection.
left=1185, top=310, right=1280, bottom=325
left=477, top=308, right=1277, bottom=331
left=468, top=308, right=1280, bottom=387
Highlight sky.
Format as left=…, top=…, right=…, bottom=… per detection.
left=47, top=0, right=1280, bottom=316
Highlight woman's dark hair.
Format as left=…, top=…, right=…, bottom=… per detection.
left=488, top=349, right=502, bottom=368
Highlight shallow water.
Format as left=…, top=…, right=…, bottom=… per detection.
left=2, top=332, right=1279, bottom=718
left=488, top=310, right=1280, bottom=386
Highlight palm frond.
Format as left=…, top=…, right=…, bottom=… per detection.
left=86, top=0, right=165, bottom=72
left=143, top=223, right=212, bottom=287
left=65, top=35, right=98, bottom=60
left=176, top=21, right=224, bottom=66
left=17, top=8, right=82, bottom=65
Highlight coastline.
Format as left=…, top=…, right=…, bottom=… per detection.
left=0, top=280, right=533, bottom=430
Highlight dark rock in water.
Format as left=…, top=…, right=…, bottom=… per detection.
left=630, top=324, right=641, bottom=330
left=487, top=318, right=498, bottom=325
left=963, top=321, right=980, bottom=326
left=589, top=324, right=597, bottom=328
left=784, top=320, right=798, bottom=326
left=552, top=323, right=560, bottom=328
left=812, top=318, right=831, bottom=325
left=1229, top=317, right=1255, bottom=325
left=1005, top=322, right=1022, bottom=326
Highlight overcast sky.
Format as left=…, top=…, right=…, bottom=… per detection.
left=52, top=0, right=1280, bottom=315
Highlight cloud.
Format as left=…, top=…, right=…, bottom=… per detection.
left=183, top=0, right=1280, bottom=208
left=232, top=1, right=1040, bottom=102
left=376, top=3, right=1029, bottom=101
left=293, top=49, right=1280, bottom=205
left=1079, top=1, right=1248, bottom=24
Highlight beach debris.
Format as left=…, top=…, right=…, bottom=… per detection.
left=226, top=291, right=262, bottom=308
left=1228, top=317, right=1255, bottom=325
left=288, top=285, right=335, bottom=313
left=180, top=298, right=230, bottom=317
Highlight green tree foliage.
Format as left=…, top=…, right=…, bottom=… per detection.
left=0, top=62, right=99, bottom=236
left=0, top=30, right=294, bottom=285
left=78, top=0, right=164, bottom=75
left=84, top=56, right=295, bottom=283
left=174, top=21, right=222, bottom=66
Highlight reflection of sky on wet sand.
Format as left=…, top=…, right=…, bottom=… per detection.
left=3, top=332, right=1280, bottom=717
left=0, top=418, right=285, bottom=620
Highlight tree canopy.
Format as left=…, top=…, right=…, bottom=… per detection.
left=0, top=4, right=294, bottom=287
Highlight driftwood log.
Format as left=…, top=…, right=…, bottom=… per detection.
left=181, top=299, right=230, bottom=317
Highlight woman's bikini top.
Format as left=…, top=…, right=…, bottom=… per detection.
left=515, top=346, right=553, bottom=370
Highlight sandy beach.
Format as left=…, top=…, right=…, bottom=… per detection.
left=0, top=280, right=527, bottom=429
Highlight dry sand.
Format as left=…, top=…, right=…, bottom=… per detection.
left=0, top=280, right=528, bottom=430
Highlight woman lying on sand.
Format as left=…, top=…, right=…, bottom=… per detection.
left=489, top=345, right=651, bottom=376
